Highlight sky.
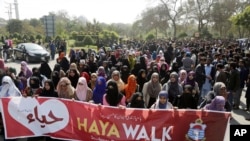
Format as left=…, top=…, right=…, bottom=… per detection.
left=0, top=0, right=157, bottom=24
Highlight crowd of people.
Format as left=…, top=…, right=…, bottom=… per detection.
left=0, top=38, right=250, bottom=140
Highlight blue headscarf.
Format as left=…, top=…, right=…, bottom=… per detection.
left=93, top=76, right=106, bottom=104
left=158, top=91, right=168, bottom=109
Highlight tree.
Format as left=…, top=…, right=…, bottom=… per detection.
left=146, top=33, right=155, bottom=41
left=230, top=5, right=250, bottom=37
left=182, top=0, right=215, bottom=32
left=36, top=34, right=42, bottom=41
left=159, top=0, right=184, bottom=38
left=71, top=31, right=78, bottom=40
left=83, top=35, right=94, bottom=46
left=6, top=19, right=23, bottom=34
left=29, top=18, right=41, bottom=27
left=211, top=0, right=237, bottom=37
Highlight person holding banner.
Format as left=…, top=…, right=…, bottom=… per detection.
left=103, top=80, right=126, bottom=107
left=203, top=96, right=226, bottom=111
left=127, top=92, right=146, bottom=108
left=0, top=76, right=22, bottom=98
left=150, top=90, right=173, bottom=109
left=56, top=77, right=76, bottom=99
left=0, top=75, right=21, bottom=141
left=23, top=76, right=42, bottom=97
left=142, top=72, right=162, bottom=108
left=40, top=79, right=58, bottom=98
left=76, top=77, right=93, bottom=102
left=92, top=76, right=106, bottom=104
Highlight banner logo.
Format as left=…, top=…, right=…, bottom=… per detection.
left=186, top=118, right=206, bottom=141
left=8, top=97, right=69, bottom=135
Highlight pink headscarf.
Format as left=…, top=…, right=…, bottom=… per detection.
left=21, top=61, right=31, bottom=76
left=76, top=77, right=88, bottom=101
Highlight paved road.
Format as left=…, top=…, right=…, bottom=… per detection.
left=1, top=55, right=250, bottom=140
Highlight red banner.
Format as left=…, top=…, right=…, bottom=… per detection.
left=0, top=97, right=231, bottom=141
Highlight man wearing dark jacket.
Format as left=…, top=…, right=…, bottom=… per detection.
left=228, top=62, right=240, bottom=109
left=195, top=57, right=206, bottom=94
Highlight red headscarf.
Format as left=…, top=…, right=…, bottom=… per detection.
left=81, top=72, right=90, bottom=84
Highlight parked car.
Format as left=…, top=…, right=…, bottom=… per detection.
left=13, top=43, right=50, bottom=63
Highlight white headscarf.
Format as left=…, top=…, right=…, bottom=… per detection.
left=75, top=77, right=88, bottom=101
left=0, top=76, right=22, bottom=98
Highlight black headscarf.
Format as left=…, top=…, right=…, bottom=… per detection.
left=129, top=92, right=145, bottom=108
left=40, top=79, right=58, bottom=97
left=51, top=71, right=60, bottom=88
left=39, top=61, right=52, bottom=79
left=105, top=80, right=123, bottom=106
left=136, top=69, right=147, bottom=92
left=29, top=76, right=40, bottom=89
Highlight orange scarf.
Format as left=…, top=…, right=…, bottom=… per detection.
left=124, top=75, right=137, bottom=101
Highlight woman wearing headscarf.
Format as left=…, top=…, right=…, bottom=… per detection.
left=120, top=65, right=130, bottom=84
left=51, top=71, right=60, bottom=89
left=0, top=76, right=21, bottom=140
left=67, top=63, right=80, bottom=75
left=150, top=90, right=173, bottom=109
left=96, top=66, right=107, bottom=80
left=5, top=67, right=23, bottom=91
left=92, top=76, right=106, bottom=104
left=89, top=73, right=97, bottom=90
left=136, top=69, right=147, bottom=93
left=199, top=82, right=231, bottom=111
left=159, top=62, right=169, bottom=80
left=39, top=61, right=52, bottom=79
left=131, top=61, right=141, bottom=77
left=110, top=52, right=117, bottom=67
left=75, top=77, right=93, bottom=102
left=143, top=72, right=162, bottom=108
left=106, top=70, right=125, bottom=93
left=162, top=72, right=183, bottom=107
left=0, top=76, right=22, bottom=97
left=139, top=56, right=147, bottom=73
left=67, top=69, right=80, bottom=88
left=181, top=71, right=200, bottom=107
left=103, top=80, right=126, bottom=107
left=147, top=62, right=159, bottom=81
left=40, top=79, right=58, bottom=97
left=127, top=92, right=146, bottom=108
left=23, top=76, right=42, bottom=97
left=178, top=85, right=198, bottom=109
left=124, top=74, right=138, bottom=103
left=81, top=72, right=90, bottom=85
left=203, top=96, right=226, bottom=111
left=18, top=61, right=32, bottom=91
left=178, top=69, right=187, bottom=84
left=53, top=63, right=61, bottom=72
left=28, top=67, right=47, bottom=88
left=56, top=77, right=76, bottom=99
